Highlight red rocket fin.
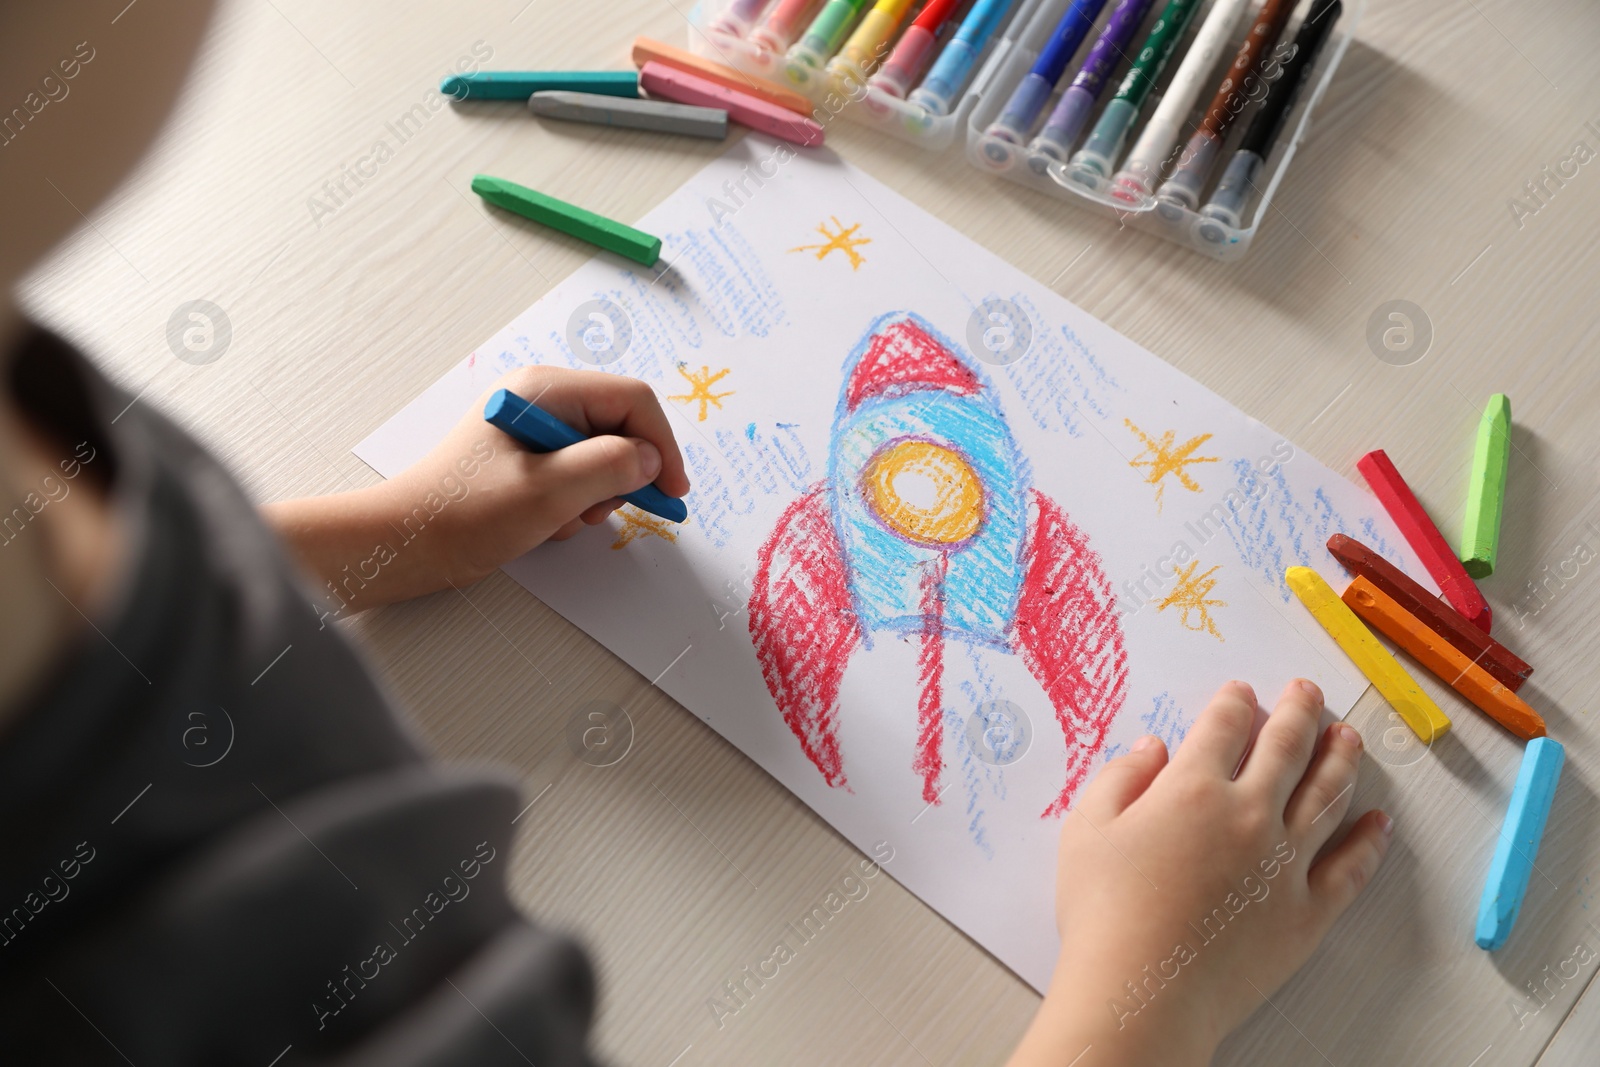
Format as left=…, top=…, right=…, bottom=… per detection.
left=749, top=487, right=863, bottom=790
left=1012, top=490, right=1130, bottom=817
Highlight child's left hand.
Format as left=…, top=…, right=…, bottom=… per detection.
left=264, top=366, right=690, bottom=613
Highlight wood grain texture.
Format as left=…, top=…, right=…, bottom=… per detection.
left=18, top=0, right=1600, bottom=1064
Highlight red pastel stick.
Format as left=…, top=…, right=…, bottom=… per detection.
left=1356, top=449, right=1492, bottom=633
left=640, top=62, right=825, bottom=147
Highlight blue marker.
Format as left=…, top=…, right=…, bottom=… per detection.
left=907, top=0, right=1018, bottom=116
left=984, top=0, right=1109, bottom=144
left=1476, top=737, right=1564, bottom=951
left=484, top=388, right=688, bottom=523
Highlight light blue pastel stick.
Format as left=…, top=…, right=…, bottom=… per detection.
left=1476, top=737, right=1564, bottom=951
left=907, top=0, right=1018, bottom=116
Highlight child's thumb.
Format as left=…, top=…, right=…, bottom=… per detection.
left=537, top=436, right=663, bottom=518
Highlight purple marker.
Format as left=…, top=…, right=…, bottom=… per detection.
left=1027, top=0, right=1157, bottom=166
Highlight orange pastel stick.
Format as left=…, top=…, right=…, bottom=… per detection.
left=632, top=37, right=814, bottom=115
left=1342, top=576, right=1546, bottom=740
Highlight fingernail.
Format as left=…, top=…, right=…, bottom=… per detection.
left=1377, top=812, right=1393, bottom=836
left=636, top=440, right=662, bottom=480
left=1133, top=734, right=1158, bottom=753
left=1229, top=680, right=1256, bottom=702
left=1296, top=678, right=1323, bottom=701
left=1337, top=724, right=1362, bottom=748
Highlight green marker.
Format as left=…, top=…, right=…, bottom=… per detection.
left=789, top=0, right=872, bottom=77
left=471, top=175, right=662, bottom=266
left=1461, top=393, right=1511, bottom=578
left=1070, top=0, right=1202, bottom=178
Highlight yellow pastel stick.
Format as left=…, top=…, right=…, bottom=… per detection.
left=1285, top=566, right=1452, bottom=743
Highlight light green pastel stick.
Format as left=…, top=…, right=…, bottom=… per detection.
left=1461, top=393, right=1511, bottom=578
left=471, top=174, right=661, bottom=266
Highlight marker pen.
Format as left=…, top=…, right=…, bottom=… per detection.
left=1108, top=0, right=1252, bottom=202
left=752, top=0, right=823, bottom=54
left=1069, top=0, right=1202, bottom=179
left=983, top=0, right=1109, bottom=146
left=788, top=0, right=872, bottom=79
left=870, top=0, right=962, bottom=98
left=907, top=0, right=1017, bottom=116
left=1199, top=0, right=1342, bottom=233
left=1028, top=0, right=1157, bottom=163
left=833, top=0, right=918, bottom=83
left=712, top=0, right=776, bottom=36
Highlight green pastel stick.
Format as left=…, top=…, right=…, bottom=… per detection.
left=441, top=71, right=639, bottom=100
left=1461, top=393, right=1511, bottom=578
left=471, top=174, right=661, bottom=266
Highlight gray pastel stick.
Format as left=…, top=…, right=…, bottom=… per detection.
left=528, top=91, right=728, bottom=140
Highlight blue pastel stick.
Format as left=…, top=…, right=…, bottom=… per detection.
left=484, top=388, right=688, bottom=524
left=441, top=71, right=640, bottom=101
left=907, top=0, right=1018, bottom=116
left=1476, top=737, right=1564, bottom=951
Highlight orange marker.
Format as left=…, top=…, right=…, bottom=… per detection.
left=1342, top=576, right=1546, bottom=741
left=631, top=37, right=815, bottom=115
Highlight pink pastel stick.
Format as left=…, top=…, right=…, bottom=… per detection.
left=640, top=62, right=824, bottom=147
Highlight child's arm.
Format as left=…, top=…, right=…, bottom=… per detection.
left=1009, top=679, right=1391, bottom=1067
left=262, top=366, right=690, bottom=612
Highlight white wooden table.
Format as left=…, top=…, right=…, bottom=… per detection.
left=22, top=1, right=1600, bottom=1063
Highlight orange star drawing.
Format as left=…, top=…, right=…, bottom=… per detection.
left=1125, top=418, right=1219, bottom=510
left=668, top=364, right=734, bottom=421
left=611, top=506, right=679, bottom=550
left=1157, top=560, right=1226, bottom=641
left=789, top=217, right=872, bottom=270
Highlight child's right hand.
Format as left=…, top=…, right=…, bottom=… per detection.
left=1009, top=679, right=1392, bottom=1067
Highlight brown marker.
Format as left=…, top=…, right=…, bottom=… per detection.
left=1325, top=534, right=1533, bottom=690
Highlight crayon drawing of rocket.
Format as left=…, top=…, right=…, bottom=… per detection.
left=748, top=312, right=1128, bottom=817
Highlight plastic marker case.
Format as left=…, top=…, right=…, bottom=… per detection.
left=964, top=0, right=1364, bottom=260
left=689, top=0, right=1030, bottom=150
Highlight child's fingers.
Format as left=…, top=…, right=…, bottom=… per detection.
left=1283, top=723, right=1364, bottom=851
left=505, top=369, right=691, bottom=498
left=533, top=435, right=662, bottom=521
left=1170, top=681, right=1258, bottom=778
left=1237, top=679, right=1324, bottom=806
left=1307, top=809, right=1393, bottom=923
left=1077, top=735, right=1169, bottom=820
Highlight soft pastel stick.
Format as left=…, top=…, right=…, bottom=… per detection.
left=1326, top=534, right=1532, bottom=691
left=1030, top=0, right=1158, bottom=161
left=639, top=62, right=825, bottom=146
left=1476, top=738, right=1564, bottom=951
left=632, top=36, right=813, bottom=115
left=1285, top=566, right=1452, bottom=743
left=752, top=0, right=824, bottom=54
left=908, top=0, right=1017, bottom=115
left=984, top=0, right=1110, bottom=144
left=871, top=0, right=962, bottom=98
left=484, top=390, right=688, bottom=524
left=529, top=92, right=729, bottom=140
left=833, top=0, right=918, bottom=81
left=1342, top=577, right=1546, bottom=741
left=441, top=71, right=639, bottom=100
left=470, top=174, right=662, bottom=266
left=1462, top=394, right=1512, bottom=578
left=790, top=0, right=872, bottom=74
left=1357, top=450, right=1492, bottom=632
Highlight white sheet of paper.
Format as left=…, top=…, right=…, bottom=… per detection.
left=355, top=139, right=1433, bottom=991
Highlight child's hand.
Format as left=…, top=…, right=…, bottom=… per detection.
left=264, top=366, right=689, bottom=613
left=1009, top=680, right=1392, bottom=1067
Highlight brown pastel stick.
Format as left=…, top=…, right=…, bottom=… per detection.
left=1342, top=577, right=1546, bottom=741
left=1326, top=533, right=1533, bottom=690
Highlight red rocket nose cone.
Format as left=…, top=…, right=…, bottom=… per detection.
left=844, top=317, right=981, bottom=413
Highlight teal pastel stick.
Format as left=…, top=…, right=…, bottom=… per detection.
left=441, top=71, right=640, bottom=100
left=1476, top=738, right=1564, bottom=951
left=484, top=389, right=688, bottom=524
